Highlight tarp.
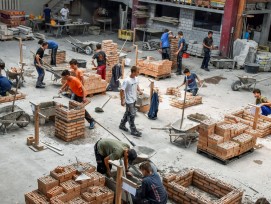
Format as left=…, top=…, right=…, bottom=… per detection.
left=233, top=39, right=258, bottom=66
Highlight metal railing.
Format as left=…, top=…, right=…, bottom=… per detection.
left=0, top=0, right=20, bottom=10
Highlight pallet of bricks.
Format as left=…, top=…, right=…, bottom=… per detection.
left=197, top=118, right=257, bottom=162
left=102, top=40, right=118, bottom=83
left=0, top=89, right=25, bottom=104
left=0, top=22, right=13, bottom=40
left=0, top=10, right=26, bottom=27
left=195, top=0, right=211, bottom=7
left=170, top=38, right=178, bottom=69
left=137, top=59, right=172, bottom=80
left=43, top=50, right=66, bottom=65
left=83, top=73, right=107, bottom=96
left=226, top=109, right=271, bottom=138
left=25, top=163, right=114, bottom=204
left=55, top=101, right=85, bottom=142
left=163, top=168, right=243, bottom=204
left=166, top=87, right=202, bottom=109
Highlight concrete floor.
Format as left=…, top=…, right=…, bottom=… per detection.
left=0, top=32, right=271, bottom=204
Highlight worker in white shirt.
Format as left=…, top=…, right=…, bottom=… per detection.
left=60, top=5, right=69, bottom=20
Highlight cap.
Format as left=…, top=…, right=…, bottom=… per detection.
left=128, top=149, right=137, bottom=165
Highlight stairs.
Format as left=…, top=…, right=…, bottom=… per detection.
left=47, top=0, right=74, bottom=15
left=108, top=0, right=132, bottom=8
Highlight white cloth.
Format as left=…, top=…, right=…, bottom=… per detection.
left=121, top=77, right=139, bottom=104
left=60, top=8, right=69, bottom=20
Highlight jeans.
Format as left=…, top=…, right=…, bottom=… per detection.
left=120, top=102, right=137, bottom=132
left=201, top=49, right=211, bottom=69
left=161, top=47, right=170, bottom=60
left=73, top=94, right=94, bottom=124
left=35, top=64, right=45, bottom=86
left=51, top=46, right=58, bottom=66
left=44, top=17, right=50, bottom=32
left=187, top=88, right=198, bottom=96
left=177, top=51, right=183, bottom=73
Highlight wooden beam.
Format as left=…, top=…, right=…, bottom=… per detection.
left=234, top=0, right=246, bottom=39
left=121, top=59, right=125, bottom=79
left=115, top=165, right=123, bottom=204
left=253, top=106, right=260, bottom=130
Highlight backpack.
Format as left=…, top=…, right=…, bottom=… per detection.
left=182, top=40, right=188, bottom=52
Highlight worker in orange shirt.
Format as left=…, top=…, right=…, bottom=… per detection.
left=69, top=59, right=84, bottom=100
left=59, top=70, right=95, bottom=129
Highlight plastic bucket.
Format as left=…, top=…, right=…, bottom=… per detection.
left=244, top=63, right=259, bottom=74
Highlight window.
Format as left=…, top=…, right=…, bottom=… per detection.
left=194, top=11, right=222, bottom=32
left=155, top=5, right=180, bottom=18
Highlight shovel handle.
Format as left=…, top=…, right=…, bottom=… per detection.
left=101, top=97, right=112, bottom=109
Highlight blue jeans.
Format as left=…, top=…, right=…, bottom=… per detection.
left=35, top=65, right=45, bottom=86
left=261, top=106, right=271, bottom=116
left=201, top=49, right=210, bottom=69
left=177, top=51, right=183, bottom=73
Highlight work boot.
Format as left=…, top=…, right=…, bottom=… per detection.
left=41, top=82, right=46, bottom=85
left=36, top=85, right=45, bottom=88
left=119, top=124, right=128, bottom=132
left=204, top=68, right=210, bottom=72
left=131, top=130, right=142, bottom=137
left=89, top=121, right=95, bottom=129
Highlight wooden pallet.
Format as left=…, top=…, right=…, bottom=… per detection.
left=197, top=148, right=255, bottom=165
left=0, top=91, right=26, bottom=104
left=140, top=73, right=171, bottom=81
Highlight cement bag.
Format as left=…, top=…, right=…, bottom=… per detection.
left=256, top=52, right=271, bottom=71
left=233, top=39, right=258, bottom=66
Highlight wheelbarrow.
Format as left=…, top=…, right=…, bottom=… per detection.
left=0, top=105, right=30, bottom=133
left=231, top=74, right=271, bottom=91
left=6, top=67, right=24, bottom=88
left=66, top=36, right=99, bottom=55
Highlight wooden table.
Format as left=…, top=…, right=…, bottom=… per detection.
left=29, top=19, right=43, bottom=32
left=133, top=28, right=163, bottom=44
left=46, top=23, right=90, bottom=37
left=96, top=18, right=112, bottom=32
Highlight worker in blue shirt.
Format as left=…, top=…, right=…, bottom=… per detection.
left=175, top=31, right=187, bottom=75
left=38, top=39, right=58, bottom=66
left=0, top=76, right=12, bottom=96
left=160, top=29, right=173, bottom=60
left=43, top=4, right=51, bottom=33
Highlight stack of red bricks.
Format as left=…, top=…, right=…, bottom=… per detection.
left=55, top=101, right=85, bottom=142
left=225, top=109, right=271, bottom=138
left=102, top=40, right=118, bottom=83
left=170, top=38, right=178, bottom=69
left=25, top=163, right=114, bottom=204
left=197, top=118, right=257, bottom=160
left=195, top=0, right=211, bottom=7
left=83, top=73, right=107, bottom=96
left=0, top=10, right=26, bottom=27
left=169, top=92, right=202, bottom=109
left=137, top=59, right=172, bottom=78
left=43, top=50, right=66, bottom=65
left=166, top=87, right=181, bottom=97
left=163, top=168, right=243, bottom=204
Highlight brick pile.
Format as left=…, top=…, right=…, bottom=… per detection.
left=169, top=92, right=202, bottom=109
left=0, top=89, right=25, bottom=104
left=43, top=50, right=66, bottom=65
left=83, top=73, right=107, bottom=96
left=197, top=118, right=257, bottom=160
left=102, top=40, right=118, bottom=83
left=225, top=109, right=271, bottom=138
left=55, top=101, right=85, bottom=142
left=170, top=38, right=178, bottom=69
left=137, top=59, right=172, bottom=78
left=166, top=87, right=181, bottom=97
left=0, top=10, right=26, bottom=27
left=163, top=168, right=243, bottom=204
left=195, top=0, right=211, bottom=7
left=25, top=163, right=114, bottom=204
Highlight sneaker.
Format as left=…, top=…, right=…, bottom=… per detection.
left=131, top=130, right=142, bottom=137
left=204, top=68, right=210, bottom=72
left=89, top=121, right=95, bottom=129
left=119, top=125, right=128, bottom=132
left=36, top=85, right=45, bottom=88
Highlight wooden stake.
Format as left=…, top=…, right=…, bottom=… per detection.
left=234, top=0, right=246, bottom=39
left=121, top=59, right=125, bottom=79
left=150, top=80, right=154, bottom=104
left=135, top=45, right=138, bottom=66
left=115, top=165, right=123, bottom=204
left=253, top=106, right=260, bottom=130
left=133, top=28, right=136, bottom=45
left=34, top=104, right=40, bottom=146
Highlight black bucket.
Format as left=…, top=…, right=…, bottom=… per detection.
left=244, top=63, right=259, bottom=74
left=76, top=59, right=87, bottom=68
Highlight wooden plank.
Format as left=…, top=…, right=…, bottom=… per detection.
left=115, top=165, right=123, bottom=204
left=253, top=107, right=260, bottom=130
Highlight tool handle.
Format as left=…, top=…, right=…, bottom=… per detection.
left=122, top=133, right=136, bottom=147
left=101, top=97, right=112, bottom=109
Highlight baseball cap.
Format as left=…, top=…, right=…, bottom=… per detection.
left=128, top=149, right=137, bottom=165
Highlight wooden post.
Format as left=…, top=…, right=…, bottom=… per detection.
left=135, top=45, right=138, bottom=66
left=115, top=165, right=123, bottom=204
left=19, top=38, right=23, bottom=63
left=234, top=0, right=246, bottom=40
left=133, top=28, right=136, bottom=45
left=121, top=59, right=125, bottom=79
left=253, top=106, right=260, bottom=130
left=34, top=104, right=40, bottom=146
left=150, top=80, right=154, bottom=104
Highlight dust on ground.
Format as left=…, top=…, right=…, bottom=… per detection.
left=204, top=76, right=227, bottom=84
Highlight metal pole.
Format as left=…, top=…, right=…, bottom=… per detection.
left=180, top=76, right=188, bottom=129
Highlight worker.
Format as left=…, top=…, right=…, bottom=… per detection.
left=178, top=68, right=202, bottom=96
left=160, top=29, right=173, bottom=60
left=253, top=89, right=271, bottom=116
left=0, top=76, right=12, bottom=96
left=0, top=58, right=5, bottom=76
left=175, top=31, right=186, bottom=75
left=34, top=41, right=48, bottom=88
left=43, top=4, right=51, bottom=33
left=38, top=39, right=58, bottom=66
left=69, top=59, right=84, bottom=100
left=59, top=70, right=95, bottom=129
left=60, top=5, right=69, bottom=20
left=119, top=66, right=143, bottom=137
left=133, top=162, right=168, bottom=204
left=92, top=43, right=107, bottom=80
left=94, top=138, right=137, bottom=177
left=201, top=31, right=213, bottom=72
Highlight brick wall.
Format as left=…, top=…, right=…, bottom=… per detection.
left=146, top=6, right=221, bottom=45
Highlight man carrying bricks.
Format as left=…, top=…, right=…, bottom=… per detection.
left=160, top=29, right=173, bottom=60
left=119, top=66, right=143, bottom=137
left=133, top=162, right=167, bottom=204
left=94, top=138, right=137, bottom=177
left=34, top=41, right=48, bottom=88
left=92, top=43, right=107, bottom=80
left=177, top=68, right=202, bottom=96
left=59, top=70, right=95, bottom=129
left=253, top=89, right=271, bottom=116
left=201, top=31, right=213, bottom=71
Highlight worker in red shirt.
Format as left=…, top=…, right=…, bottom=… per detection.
left=92, top=43, right=107, bottom=80
left=59, top=70, right=95, bottom=129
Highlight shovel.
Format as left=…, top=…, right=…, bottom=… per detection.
left=95, top=97, right=111, bottom=113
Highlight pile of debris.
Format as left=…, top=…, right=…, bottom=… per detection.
left=137, top=59, right=172, bottom=79
left=163, top=168, right=243, bottom=204
left=25, top=163, right=114, bottom=204
left=55, top=101, right=85, bottom=142
left=102, top=40, right=119, bottom=83
left=83, top=73, right=107, bottom=96
left=133, top=5, right=149, bottom=18
left=197, top=118, right=257, bottom=161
